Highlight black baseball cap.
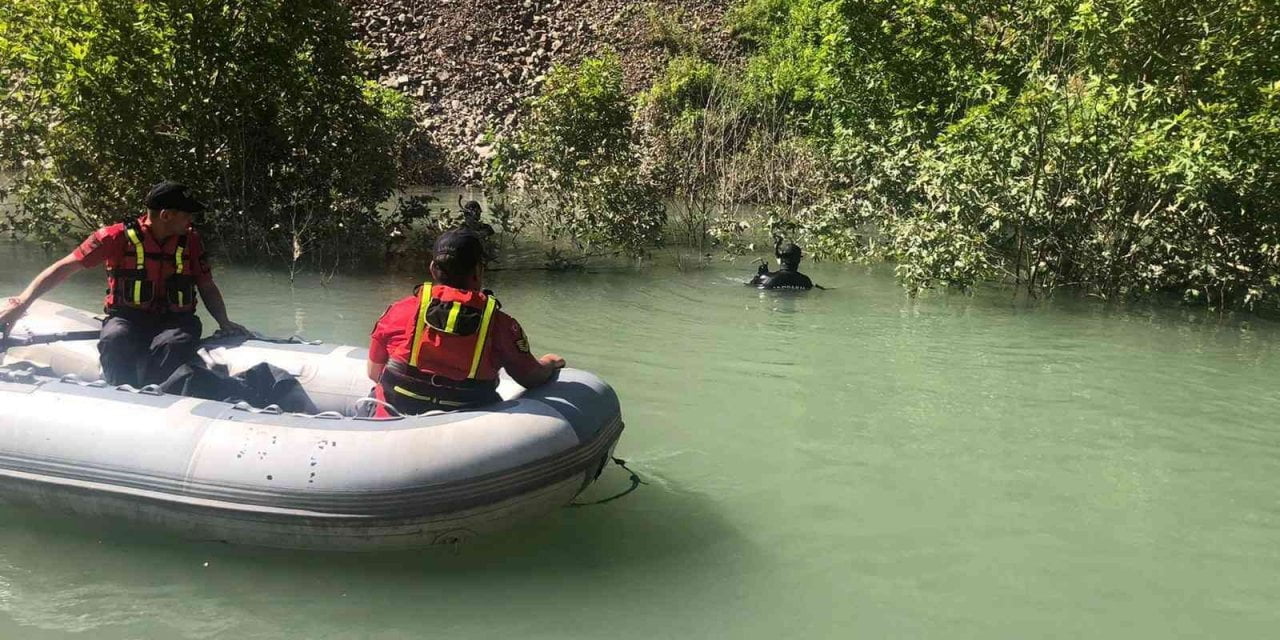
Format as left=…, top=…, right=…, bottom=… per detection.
left=432, top=229, right=487, bottom=270
left=145, top=181, right=207, bottom=213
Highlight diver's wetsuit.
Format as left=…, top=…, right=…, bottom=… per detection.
left=462, top=215, right=495, bottom=238
left=747, top=237, right=816, bottom=290
left=751, top=269, right=814, bottom=290
left=459, top=199, right=496, bottom=238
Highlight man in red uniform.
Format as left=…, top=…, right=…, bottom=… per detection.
left=367, top=229, right=565, bottom=415
left=0, top=181, right=247, bottom=386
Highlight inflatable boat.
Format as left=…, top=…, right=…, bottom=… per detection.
left=0, top=301, right=624, bottom=550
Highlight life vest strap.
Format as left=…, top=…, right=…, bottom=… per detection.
left=467, top=296, right=497, bottom=379
left=174, top=233, right=187, bottom=275
left=384, top=359, right=498, bottom=391
left=407, top=281, right=433, bottom=368
left=390, top=386, right=468, bottom=407
left=124, top=224, right=145, bottom=268
left=380, top=360, right=500, bottom=414
left=124, top=225, right=146, bottom=305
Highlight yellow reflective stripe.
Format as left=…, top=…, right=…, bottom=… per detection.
left=444, top=302, right=461, bottom=333
left=392, top=385, right=432, bottom=401
left=125, top=227, right=146, bottom=305
left=391, top=386, right=465, bottom=407
left=175, top=239, right=187, bottom=307
left=407, top=281, right=432, bottom=368
left=466, top=297, right=497, bottom=379
left=125, top=228, right=145, bottom=267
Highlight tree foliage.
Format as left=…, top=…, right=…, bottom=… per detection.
left=0, top=0, right=413, bottom=268
left=638, top=55, right=831, bottom=255
left=488, top=54, right=666, bottom=260
left=715, top=0, right=1280, bottom=307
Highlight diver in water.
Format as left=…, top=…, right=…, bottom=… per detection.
left=748, top=234, right=816, bottom=290
left=457, top=196, right=496, bottom=239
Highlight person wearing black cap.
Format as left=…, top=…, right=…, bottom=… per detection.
left=748, top=233, right=816, bottom=290
left=0, top=181, right=248, bottom=385
left=366, top=229, right=565, bottom=416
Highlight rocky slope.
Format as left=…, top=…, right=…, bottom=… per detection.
left=346, top=0, right=739, bottom=184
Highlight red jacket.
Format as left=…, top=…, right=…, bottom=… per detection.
left=74, top=216, right=213, bottom=314
left=369, top=283, right=542, bottom=382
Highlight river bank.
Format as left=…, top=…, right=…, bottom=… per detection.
left=347, top=0, right=740, bottom=182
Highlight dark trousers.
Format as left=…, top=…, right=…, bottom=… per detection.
left=98, top=311, right=203, bottom=386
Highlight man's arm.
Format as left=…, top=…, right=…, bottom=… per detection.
left=196, top=280, right=248, bottom=334
left=367, top=340, right=388, bottom=383
left=508, top=354, right=566, bottom=390
left=0, top=253, right=86, bottom=331
left=747, top=260, right=770, bottom=286
left=496, top=316, right=565, bottom=389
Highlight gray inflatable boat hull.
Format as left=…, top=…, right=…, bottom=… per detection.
left=0, top=302, right=623, bottom=550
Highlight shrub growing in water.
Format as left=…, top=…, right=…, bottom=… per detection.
left=488, top=54, right=666, bottom=261
left=722, top=0, right=1280, bottom=308
left=0, top=0, right=413, bottom=269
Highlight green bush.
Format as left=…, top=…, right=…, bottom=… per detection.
left=638, top=3, right=706, bottom=55
left=488, top=54, right=666, bottom=260
left=641, top=56, right=723, bottom=123
left=0, top=0, right=413, bottom=269
left=639, top=53, right=830, bottom=252
left=725, top=0, right=1280, bottom=308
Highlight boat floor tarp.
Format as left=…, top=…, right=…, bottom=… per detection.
left=157, top=362, right=318, bottom=413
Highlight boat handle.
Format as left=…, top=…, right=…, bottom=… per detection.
left=61, top=375, right=107, bottom=388
left=353, top=397, right=403, bottom=419
left=231, top=402, right=283, bottom=415
left=0, top=369, right=35, bottom=384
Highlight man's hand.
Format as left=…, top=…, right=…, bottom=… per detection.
left=217, top=320, right=250, bottom=336
left=0, top=297, right=27, bottom=333
left=512, top=352, right=568, bottom=389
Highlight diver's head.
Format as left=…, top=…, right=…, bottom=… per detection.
left=460, top=199, right=482, bottom=219
left=778, top=242, right=803, bottom=270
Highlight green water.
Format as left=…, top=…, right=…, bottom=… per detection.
left=2, top=241, right=1279, bottom=639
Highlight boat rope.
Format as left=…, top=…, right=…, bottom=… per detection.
left=203, top=330, right=322, bottom=346
left=569, top=457, right=647, bottom=508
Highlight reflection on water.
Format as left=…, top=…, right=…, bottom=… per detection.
left=2, top=241, right=1280, bottom=638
